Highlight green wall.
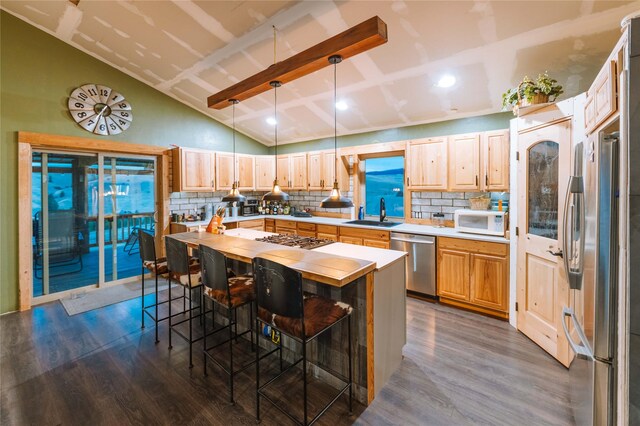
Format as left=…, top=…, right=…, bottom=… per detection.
left=0, top=11, right=267, bottom=313
left=272, top=112, right=512, bottom=154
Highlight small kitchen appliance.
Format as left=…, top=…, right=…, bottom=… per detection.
left=454, top=209, right=506, bottom=236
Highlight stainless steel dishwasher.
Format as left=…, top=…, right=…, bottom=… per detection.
left=390, top=232, right=436, bottom=297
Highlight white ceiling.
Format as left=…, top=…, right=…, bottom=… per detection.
left=3, top=1, right=639, bottom=146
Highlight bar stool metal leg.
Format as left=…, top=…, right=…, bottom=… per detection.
left=303, top=339, right=308, bottom=426
left=255, top=315, right=261, bottom=423
left=348, top=313, right=353, bottom=415
left=189, top=286, right=193, bottom=368
left=168, top=276, right=173, bottom=350
left=228, top=306, right=234, bottom=403
left=141, top=266, right=145, bottom=329
left=155, top=272, right=159, bottom=343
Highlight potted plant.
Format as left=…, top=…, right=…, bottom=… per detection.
left=502, top=72, right=564, bottom=114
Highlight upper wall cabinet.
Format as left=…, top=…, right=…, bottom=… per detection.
left=482, top=130, right=509, bottom=191
left=585, top=59, right=617, bottom=134
left=277, top=153, right=308, bottom=190
left=308, top=150, right=349, bottom=191
left=406, top=137, right=447, bottom=190
left=172, top=147, right=215, bottom=192
left=255, top=155, right=275, bottom=191
left=216, top=153, right=255, bottom=191
left=448, top=133, right=481, bottom=191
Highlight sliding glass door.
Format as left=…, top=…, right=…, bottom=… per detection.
left=32, top=151, right=156, bottom=298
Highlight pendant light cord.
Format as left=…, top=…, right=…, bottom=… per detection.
left=232, top=101, right=236, bottom=185
left=274, top=83, right=278, bottom=177
left=333, top=59, right=337, bottom=180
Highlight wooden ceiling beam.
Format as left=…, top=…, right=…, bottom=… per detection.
left=207, top=16, right=388, bottom=110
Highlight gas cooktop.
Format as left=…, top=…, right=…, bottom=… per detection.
left=255, top=234, right=335, bottom=250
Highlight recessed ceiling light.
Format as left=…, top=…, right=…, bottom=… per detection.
left=436, top=74, right=456, bottom=88
left=335, top=100, right=348, bottom=111
left=266, top=117, right=277, bottom=125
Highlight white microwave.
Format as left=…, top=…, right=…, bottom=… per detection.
left=454, top=209, right=506, bottom=236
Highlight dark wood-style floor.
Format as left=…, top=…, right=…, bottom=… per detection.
left=0, top=293, right=574, bottom=425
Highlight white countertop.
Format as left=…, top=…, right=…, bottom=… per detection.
left=173, top=214, right=510, bottom=244
left=224, top=228, right=407, bottom=271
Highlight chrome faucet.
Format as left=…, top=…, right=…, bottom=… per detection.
left=380, top=197, right=386, bottom=222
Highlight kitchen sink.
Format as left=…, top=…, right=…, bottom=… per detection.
left=344, top=220, right=402, bottom=228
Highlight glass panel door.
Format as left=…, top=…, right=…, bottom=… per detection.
left=32, top=152, right=99, bottom=296
left=100, top=156, right=156, bottom=283
left=527, top=141, right=560, bottom=239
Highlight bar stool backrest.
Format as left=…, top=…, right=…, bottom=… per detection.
left=165, top=237, right=190, bottom=275
left=252, top=257, right=304, bottom=325
left=199, top=245, right=231, bottom=302
left=138, top=230, right=156, bottom=263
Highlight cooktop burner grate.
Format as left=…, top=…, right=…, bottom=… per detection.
left=255, top=234, right=335, bottom=250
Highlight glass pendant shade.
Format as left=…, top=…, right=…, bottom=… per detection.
left=320, top=55, right=353, bottom=209
left=262, top=80, right=289, bottom=202
left=222, top=99, right=246, bottom=203
left=320, top=180, right=353, bottom=208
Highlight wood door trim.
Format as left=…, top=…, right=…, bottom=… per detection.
left=17, top=132, right=169, bottom=311
left=18, top=131, right=168, bottom=155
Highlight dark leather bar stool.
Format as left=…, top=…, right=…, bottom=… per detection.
left=252, top=257, right=353, bottom=426
left=200, top=245, right=273, bottom=403
left=139, top=230, right=183, bottom=343
left=165, top=236, right=204, bottom=368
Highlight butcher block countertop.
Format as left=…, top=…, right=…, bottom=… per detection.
left=168, top=231, right=377, bottom=287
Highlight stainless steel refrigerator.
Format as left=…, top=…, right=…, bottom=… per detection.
left=561, top=111, right=621, bottom=425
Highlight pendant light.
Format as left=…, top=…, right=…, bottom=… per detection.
left=262, top=80, right=289, bottom=202
left=320, top=55, right=353, bottom=209
left=221, top=99, right=246, bottom=203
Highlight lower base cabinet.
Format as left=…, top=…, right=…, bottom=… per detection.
left=338, top=227, right=390, bottom=249
left=437, top=237, right=509, bottom=319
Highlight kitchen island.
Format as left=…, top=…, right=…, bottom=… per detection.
left=167, top=228, right=407, bottom=404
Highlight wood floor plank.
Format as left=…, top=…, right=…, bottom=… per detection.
left=0, top=292, right=574, bottom=426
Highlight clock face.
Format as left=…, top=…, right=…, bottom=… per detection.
left=68, top=84, right=133, bottom=135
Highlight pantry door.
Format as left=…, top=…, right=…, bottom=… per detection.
left=516, top=119, right=572, bottom=367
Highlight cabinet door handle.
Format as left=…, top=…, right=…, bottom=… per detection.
left=406, top=177, right=410, bottom=186
left=485, top=175, right=488, bottom=186
left=475, top=175, right=478, bottom=186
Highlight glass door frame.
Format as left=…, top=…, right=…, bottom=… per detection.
left=98, top=153, right=157, bottom=288
left=30, top=148, right=157, bottom=303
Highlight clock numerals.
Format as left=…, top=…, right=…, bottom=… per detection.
left=110, top=100, right=132, bottom=111
left=68, top=97, right=94, bottom=111
left=81, top=84, right=102, bottom=103
left=93, top=116, right=109, bottom=136
left=104, top=116, right=123, bottom=135
left=111, top=110, right=133, bottom=121
left=96, top=85, right=112, bottom=104
left=107, top=91, right=126, bottom=106
left=78, top=115, right=99, bottom=132
left=70, top=110, right=92, bottom=122
left=69, top=85, right=132, bottom=135
left=70, top=87, right=96, bottom=105
left=114, top=117, right=132, bottom=132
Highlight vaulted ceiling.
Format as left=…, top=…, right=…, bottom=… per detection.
left=2, top=1, right=638, bottom=145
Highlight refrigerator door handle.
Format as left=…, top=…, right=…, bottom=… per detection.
left=562, top=306, right=594, bottom=360
left=563, top=175, right=585, bottom=290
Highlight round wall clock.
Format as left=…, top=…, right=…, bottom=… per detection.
left=67, top=84, right=133, bottom=135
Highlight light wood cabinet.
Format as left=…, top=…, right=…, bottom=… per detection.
left=406, top=137, right=447, bottom=190
left=469, top=253, right=508, bottom=311
left=437, top=248, right=470, bottom=301
left=275, top=219, right=296, bottom=235
left=307, top=150, right=349, bottom=191
left=448, top=133, right=481, bottom=191
left=437, top=237, right=509, bottom=319
left=238, top=219, right=264, bottom=231
left=316, top=224, right=338, bottom=241
left=277, top=153, right=308, bottom=190
left=276, top=155, right=291, bottom=189
left=216, top=153, right=255, bottom=191
left=215, top=153, right=235, bottom=191
left=338, top=227, right=390, bottom=248
left=255, top=155, right=275, bottom=191
left=172, top=148, right=216, bottom=192
left=585, top=59, right=617, bottom=134
left=264, top=219, right=275, bottom=233
left=290, top=153, right=308, bottom=190
left=307, top=152, right=324, bottom=190
left=236, top=154, right=255, bottom=190
left=482, top=130, right=509, bottom=191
